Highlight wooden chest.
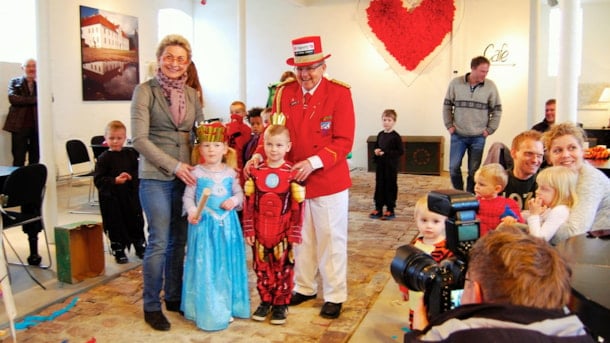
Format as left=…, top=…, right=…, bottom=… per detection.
left=55, top=221, right=105, bottom=284
left=367, top=135, right=444, bottom=175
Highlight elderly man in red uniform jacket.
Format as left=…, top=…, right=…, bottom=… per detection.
left=247, top=36, right=355, bottom=319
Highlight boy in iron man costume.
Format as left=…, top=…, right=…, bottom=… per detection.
left=242, top=122, right=305, bottom=325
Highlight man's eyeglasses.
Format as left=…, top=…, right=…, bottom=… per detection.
left=294, top=63, right=324, bottom=73
left=162, top=54, right=189, bottom=65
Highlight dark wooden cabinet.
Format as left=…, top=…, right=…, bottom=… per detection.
left=367, top=135, right=444, bottom=175
left=584, top=128, right=610, bottom=147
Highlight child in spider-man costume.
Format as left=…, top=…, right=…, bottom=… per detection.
left=242, top=123, right=305, bottom=325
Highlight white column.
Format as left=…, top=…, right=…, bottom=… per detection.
left=556, top=0, right=582, bottom=123
left=238, top=0, right=246, bottom=101
left=36, top=0, right=58, bottom=241
left=527, top=0, right=541, bottom=126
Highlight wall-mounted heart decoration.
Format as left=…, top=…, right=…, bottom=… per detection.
left=364, top=0, right=455, bottom=72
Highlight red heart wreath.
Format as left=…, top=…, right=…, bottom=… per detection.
left=366, top=0, right=455, bottom=71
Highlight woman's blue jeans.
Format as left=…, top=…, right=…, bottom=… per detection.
left=449, top=134, right=486, bottom=193
left=139, top=178, right=187, bottom=312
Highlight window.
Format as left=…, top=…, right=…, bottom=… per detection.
left=158, top=9, right=193, bottom=43
left=0, top=0, right=36, bottom=62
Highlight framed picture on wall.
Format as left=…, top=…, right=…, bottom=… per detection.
left=79, top=6, right=139, bottom=101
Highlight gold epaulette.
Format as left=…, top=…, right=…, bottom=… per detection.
left=330, top=78, right=351, bottom=89
left=277, top=77, right=297, bottom=88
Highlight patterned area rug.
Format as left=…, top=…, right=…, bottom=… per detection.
left=13, top=170, right=450, bottom=343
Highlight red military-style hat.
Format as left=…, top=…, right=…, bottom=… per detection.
left=286, top=36, right=332, bottom=67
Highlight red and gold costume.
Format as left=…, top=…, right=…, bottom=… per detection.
left=252, top=77, right=354, bottom=304
left=226, top=113, right=251, bottom=170
left=242, top=162, right=305, bottom=305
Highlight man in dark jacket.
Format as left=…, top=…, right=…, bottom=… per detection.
left=4, top=58, right=38, bottom=167
left=3, top=58, right=42, bottom=266
left=531, top=98, right=556, bottom=133
left=405, top=225, right=593, bottom=343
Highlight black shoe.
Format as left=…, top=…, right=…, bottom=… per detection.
left=27, top=254, right=42, bottom=266
left=165, top=300, right=182, bottom=314
left=132, top=241, right=146, bottom=259
left=134, top=244, right=146, bottom=259
left=289, top=292, right=317, bottom=306
left=369, top=210, right=382, bottom=219
left=320, top=302, right=342, bottom=319
left=252, top=302, right=272, bottom=321
left=144, top=310, right=170, bottom=331
left=270, top=305, right=288, bottom=325
left=113, top=250, right=128, bottom=264
left=381, top=211, right=396, bottom=221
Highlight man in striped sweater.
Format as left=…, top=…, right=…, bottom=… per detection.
left=443, top=56, right=502, bottom=193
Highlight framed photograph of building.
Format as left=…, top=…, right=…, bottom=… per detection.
left=80, top=6, right=139, bottom=101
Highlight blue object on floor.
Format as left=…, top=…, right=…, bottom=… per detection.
left=15, top=297, right=79, bottom=330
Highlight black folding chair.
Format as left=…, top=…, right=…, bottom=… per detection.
left=90, top=135, right=107, bottom=161
left=0, top=163, right=51, bottom=289
left=65, top=139, right=97, bottom=211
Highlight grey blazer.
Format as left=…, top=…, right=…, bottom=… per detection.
left=130, top=78, right=204, bottom=181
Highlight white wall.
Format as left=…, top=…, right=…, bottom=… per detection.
left=196, top=0, right=531, bottom=171
left=195, top=0, right=610, bottom=171
left=536, top=1, right=610, bottom=129
left=577, top=2, right=610, bottom=128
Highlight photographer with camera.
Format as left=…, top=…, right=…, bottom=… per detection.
left=404, top=224, right=592, bottom=342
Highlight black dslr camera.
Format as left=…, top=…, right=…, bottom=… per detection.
left=390, top=189, right=480, bottom=319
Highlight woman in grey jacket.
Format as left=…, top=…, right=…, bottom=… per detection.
left=131, top=34, right=204, bottom=331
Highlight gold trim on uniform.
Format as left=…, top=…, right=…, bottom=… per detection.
left=330, top=78, right=351, bottom=89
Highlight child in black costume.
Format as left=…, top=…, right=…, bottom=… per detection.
left=94, top=120, right=146, bottom=263
left=370, top=109, right=404, bottom=220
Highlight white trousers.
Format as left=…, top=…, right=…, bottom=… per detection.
left=293, top=189, right=349, bottom=303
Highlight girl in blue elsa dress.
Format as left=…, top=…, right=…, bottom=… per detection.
left=181, top=121, right=250, bottom=331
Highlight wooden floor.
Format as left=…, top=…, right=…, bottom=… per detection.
left=1, top=170, right=451, bottom=342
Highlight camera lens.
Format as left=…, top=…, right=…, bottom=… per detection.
left=390, top=244, right=439, bottom=292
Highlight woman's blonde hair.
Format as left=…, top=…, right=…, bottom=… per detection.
left=535, top=166, right=577, bottom=208
left=156, top=34, right=192, bottom=61
left=541, top=121, right=586, bottom=151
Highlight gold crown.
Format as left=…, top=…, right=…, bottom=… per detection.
left=270, top=112, right=286, bottom=126
left=196, top=121, right=226, bottom=143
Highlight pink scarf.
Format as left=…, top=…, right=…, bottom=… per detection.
left=156, top=69, right=187, bottom=126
